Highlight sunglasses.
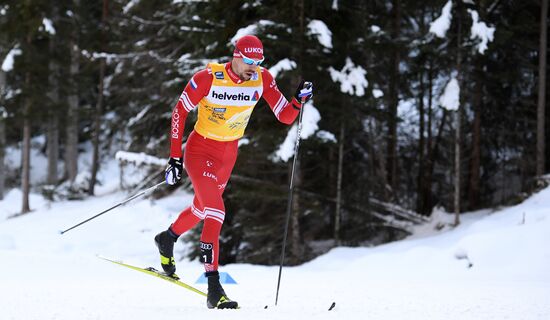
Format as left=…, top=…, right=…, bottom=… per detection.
left=239, top=51, right=264, bottom=66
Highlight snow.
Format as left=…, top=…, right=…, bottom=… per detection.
left=1, top=46, right=22, bottom=72
left=439, top=77, right=460, bottom=111
left=42, top=18, right=56, bottom=35
left=371, top=25, right=381, bottom=33
left=372, top=88, right=384, bottom=98
left=429, top=3, right=495, bottom=54
left=115, top=151, right=165, bottom=167
left=127, top=104, right=153, bottom=127
left=123, top=0, right=140, bottom=13
left=5, top=141, right=50, bottom=185
left=468, top=9, right=495, bottom=54
left=315, top=130, right=337, bottom=143
left=307, top=20, right=333, bottom=50
left=230, top=20, right=275, bottom=45
left=328, top=57, right=368, bottom=97
left=429, top=0, right=453, bottom=38
left=0, top=157, right=549, bottom=319
left=238, top=137, right=250, bottom=147
left=268, top=58, right=296, bottom=79
left=272, top=102, right=320, bottom=162
left=241, top=1, right=262, bottom=9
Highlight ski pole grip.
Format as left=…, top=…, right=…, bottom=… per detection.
left=299, top=81, right=313, bottom=103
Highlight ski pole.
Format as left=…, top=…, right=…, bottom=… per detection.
left=275, top=82, right=311, bottom=306
left=59, top=180, right=165, bottom=235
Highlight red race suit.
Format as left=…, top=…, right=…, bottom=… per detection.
left=168, top=61, right=301, bottom=272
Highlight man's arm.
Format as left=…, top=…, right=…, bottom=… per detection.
left=261, top=68, right=312, bottom=125
left=169, top=69, right=212, bottom=158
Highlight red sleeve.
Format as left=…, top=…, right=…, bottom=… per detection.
left=170, top=69, right=213, bottom=157
left=261, top=68, right=301, bottom=125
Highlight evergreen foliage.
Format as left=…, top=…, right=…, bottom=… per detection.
left=0, top=0, right=547, bottom=264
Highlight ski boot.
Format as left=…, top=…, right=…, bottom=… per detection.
left=154, top=228, right=178, bottom=276
left=206, top=271, right=239, bottom=309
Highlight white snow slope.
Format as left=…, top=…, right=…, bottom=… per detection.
left=0, top=182, right=549, bottom=319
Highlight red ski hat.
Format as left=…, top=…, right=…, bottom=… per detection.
left=233, top=35, right=264, bottom=60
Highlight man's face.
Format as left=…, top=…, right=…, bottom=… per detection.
left=232, top=57, right=259, bottom=81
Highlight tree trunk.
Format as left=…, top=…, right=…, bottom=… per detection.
left=46, top=31, right=60, bottom=185
left=537, top=0, right=548, bottom=177
left=417, top=71, right=426, bottom=213
left=46, top=114, right=59, bottom=185
left=21, top=32, right=33, bottom=214
left=454, top=110, right=462, bottom=222
left=387, top=0, right=401, bottom=196
left=89, top=62, right=104, bottom=195
left=21, top=77, right=32, bottom=214
left=0, top=113, right=5, bottom=201
left=89, top=0, right=108, bottom=195
left=334, top=121, right=344, bottom=244
left=0, top=70, right=6, bottom=200
left=454, top=0, right=463, bottom=225
left=427, top=63, right=434, bottom=213
left=287, top=0, right=305, bottom=264
left=65, top=8, right=80, bottom=185
left=421, top=62, right=435, bottom=215
left=22, top=114, right=31, bottom=213
left=427, top=109, right=448, bottom=215
left=468, top=59, right=483, bottom=210
left=290, top=157, right=302, bottom=263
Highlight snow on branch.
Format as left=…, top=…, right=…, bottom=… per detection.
left=272, top=102, right=321, bottom=162
left=127, top=105, right=153, bottom=127
left=268, top=58, right=296, bottom=79
left=41, top=18, right=56, bottom=35
left=115, top=151, right=165, bottom=167
left=439, top=77, right=460, bottom=111
left=230, top=20, right=276, bottom=45
left=1, top=46, right=22, bottom=72
left=429, top=0, right=453, bottom=38
left=468, top=9, right=495, bottom=54
left=307, top=19, right=333, bottom=50
left=328, top=57, right=368, bottom=97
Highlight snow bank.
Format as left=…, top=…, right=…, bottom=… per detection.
left=1, top=146, right=549, bottom=319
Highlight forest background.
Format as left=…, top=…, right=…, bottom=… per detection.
left=0, top=0, right=548, bottom=265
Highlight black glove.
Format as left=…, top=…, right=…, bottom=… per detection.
left=293, top=80, right=313, bottom=104
left=165, top=157, right=183, bottom=185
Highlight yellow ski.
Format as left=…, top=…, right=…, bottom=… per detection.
left=98, top=255, right=207, bottom=297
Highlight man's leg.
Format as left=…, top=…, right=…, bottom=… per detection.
left=155, top=197, right=203, bottom=275
left=185, top=136, right=239, bottom=308
left=201, top=141, right=239, bottom=309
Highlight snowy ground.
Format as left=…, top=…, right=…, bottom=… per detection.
left=1, top=179, right=549, bottom=319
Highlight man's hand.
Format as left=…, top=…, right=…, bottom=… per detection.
left=294, top=80, right=313, bottom=104
left=165, top=157, right=183, bottom=185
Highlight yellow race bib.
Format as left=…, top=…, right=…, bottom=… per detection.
left=194, top=63, right=263, bottom=141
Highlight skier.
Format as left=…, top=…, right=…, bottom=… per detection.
left=154, top=35, right=313, bottom=309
